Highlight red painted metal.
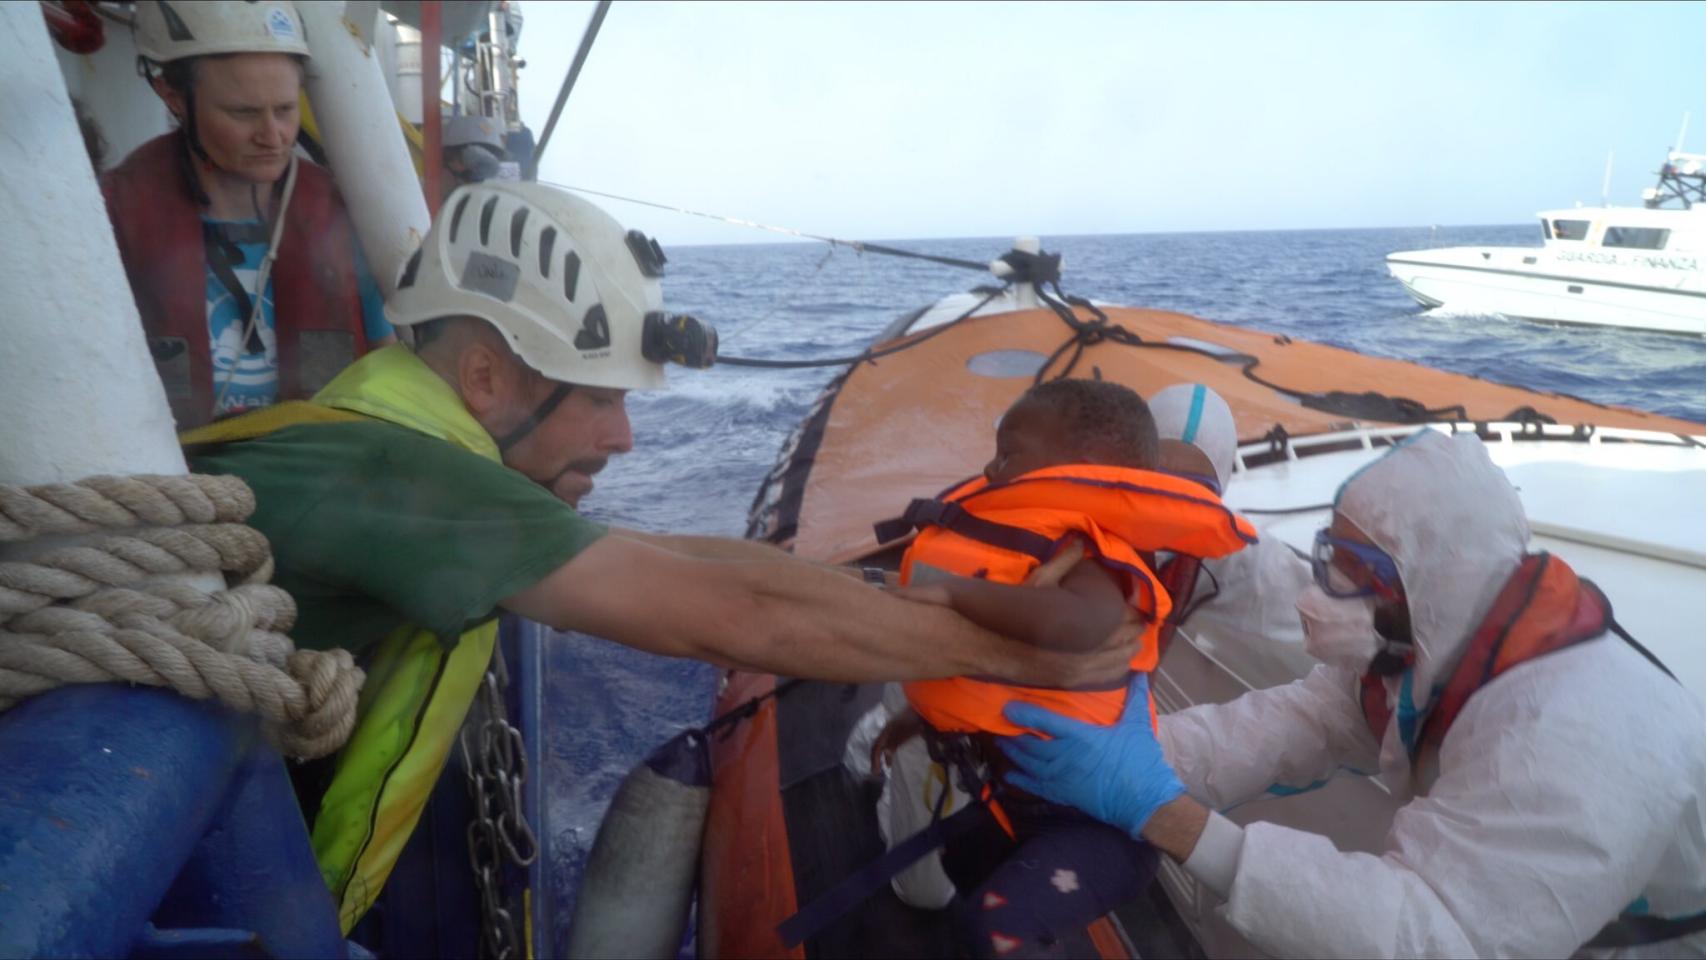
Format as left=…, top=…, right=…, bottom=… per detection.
left=41, top=1, right=104, bottom=55
left=420, top=0, right=443, bottom=217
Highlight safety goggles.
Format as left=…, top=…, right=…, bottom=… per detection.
left=1311, top=529, right=1402, bottom=599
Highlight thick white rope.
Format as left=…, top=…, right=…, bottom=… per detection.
left=0, top=474, right=363, bottom=759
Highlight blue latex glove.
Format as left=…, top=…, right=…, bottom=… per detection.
left=999, top=674, right=1186, bottom=838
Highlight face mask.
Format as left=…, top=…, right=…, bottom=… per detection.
left=1296, top=583, right=1381, bottom=669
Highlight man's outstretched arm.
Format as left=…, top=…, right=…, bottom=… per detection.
left=896, top=558, right=1129, bottom=652
left=502, top=533, right=1136, bottom=686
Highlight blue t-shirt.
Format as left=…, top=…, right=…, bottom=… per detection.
left=203, top=218, right=393, bottom=416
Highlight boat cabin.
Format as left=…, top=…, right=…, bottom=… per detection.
left=1537, top=204, right=1705, bottom=254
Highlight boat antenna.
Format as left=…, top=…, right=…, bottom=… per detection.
left=538, top=179, right=992, bottom=272
left=1676, top=111, right=1691, bottom=155
left=1601, top=148, right=1614, bottom=207
left=530, top=0, right=613, bottom=179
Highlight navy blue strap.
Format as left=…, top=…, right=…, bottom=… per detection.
left=871, top=498, right=1056, bottom=563
left=776, top=801, right=992, bottom=948
left=495, top=383, right=574, bottom=453
left=872, top=500, right=929, bottom=545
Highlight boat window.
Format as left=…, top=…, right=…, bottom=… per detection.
left=1602, top=226, right=1670, bottom=250
left=1551, top=219, right=1592, bottom=241
left=967, top=349, right=1047, bottom=378
left=1540, top=219, right=1552, bottom=239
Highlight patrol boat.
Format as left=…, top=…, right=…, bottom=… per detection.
left=1385, top=145, right=1706, bottom=337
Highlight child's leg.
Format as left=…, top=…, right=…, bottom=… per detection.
left=949, top=801, right=1159, bottom=958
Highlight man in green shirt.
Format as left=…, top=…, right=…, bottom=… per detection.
left=184, top=181, right=1135, bottom=931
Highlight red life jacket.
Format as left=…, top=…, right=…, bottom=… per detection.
left=879, top=464, right=1258, bottom=737
left=100, top=132, right=370, bottom=428
left=1361, top=552, right=1611, bottom=752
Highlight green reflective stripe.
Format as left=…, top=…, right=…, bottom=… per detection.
left=187, top=347, right=515, bottom=932
left=316, top=621, right=498, bottom=931
left=306, top=349, right=508, bottom=930
left=312, top=344, right=501, bottom=462
left=313, top=624, right=445, bottom=911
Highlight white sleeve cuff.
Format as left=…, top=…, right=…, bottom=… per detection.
left=1180, top=809, right=1244, bottom=900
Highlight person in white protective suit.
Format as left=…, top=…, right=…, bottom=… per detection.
left=999, top=429, right=1706, bottom=959
left=1149, top=383, right=1318, bottom=687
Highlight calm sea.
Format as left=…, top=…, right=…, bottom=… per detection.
left=537, top=224, right=1706, bottom=943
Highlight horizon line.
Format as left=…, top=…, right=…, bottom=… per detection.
left=662, top=221, right=1536, bottom=250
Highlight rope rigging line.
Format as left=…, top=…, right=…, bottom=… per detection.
left=1026, top=282, right=1549, bottom=428
left=534, top=179, right=991, bottom=272
left=0, top=473, right=363, bottom=759
left=716, top=286, right=1007, bottom=369
left=719, top=244, right=841, bottom=345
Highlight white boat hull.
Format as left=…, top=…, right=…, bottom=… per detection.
left=1386, top=246, right=1706, bottom=336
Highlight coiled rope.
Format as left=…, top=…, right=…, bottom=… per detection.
left=0, top=473, right=363, bottom=759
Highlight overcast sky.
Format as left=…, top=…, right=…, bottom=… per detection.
left=513, top=1, right=1706, bottom=246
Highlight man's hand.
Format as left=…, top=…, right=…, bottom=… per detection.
left=998, top=674, right=1186, bottom=837
left=889, top=583, right=953, bottom=607
left=1024, top=537, right=1087, bottom=587
left=988, top=604, right=1141, bottom=688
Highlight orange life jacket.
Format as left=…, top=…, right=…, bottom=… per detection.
left=101, top=132, right=371, bottom=429
left=1361, top=552, right=1615, bottom=751
left=879, top=464, right=1258, bottom=737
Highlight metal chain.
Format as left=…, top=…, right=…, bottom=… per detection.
left=461, top=647, right=539, bottom=959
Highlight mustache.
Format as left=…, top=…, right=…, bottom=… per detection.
left=550, top=457, right=608, bottom=487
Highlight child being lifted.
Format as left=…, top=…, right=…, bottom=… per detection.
left=872, top=378, right=1255, bottom=958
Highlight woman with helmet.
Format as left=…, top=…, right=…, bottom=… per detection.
left=180, top=179, right=1138, bottom=933
left=101, top=0, right=394, bottom=429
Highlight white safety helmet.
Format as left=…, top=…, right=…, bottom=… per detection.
left=443, top=115, right=508, bottom=154
left=134, top=0, right=310, bottom=63
left=388, top=181, right=674, bottom=391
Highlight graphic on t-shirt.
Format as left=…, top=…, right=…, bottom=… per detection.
left=203, top=218, right=280, bottom=416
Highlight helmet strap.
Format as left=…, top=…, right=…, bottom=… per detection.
left=173, top=79, right=216, bottom=206
left=496, top=382, right=575, bottom=454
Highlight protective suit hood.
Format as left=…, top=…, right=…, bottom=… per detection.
left=1151, top=383, right=1237, bottom=491
left=1334, top=429, right=1528, bottom=795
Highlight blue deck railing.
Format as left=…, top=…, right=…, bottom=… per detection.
left=0, top=685, right=348, bottom=958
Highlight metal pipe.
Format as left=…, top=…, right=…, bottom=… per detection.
left=0, top=687, right=256, bottom=957
left=0, top=13, right=345, bottom=959
left=89, top=0, right=133, bottom=26
left=421, top=0, right=444, bottom=216
left=0, top=0, right=185, bottom=487
left=152, top=745, right=347, bottom=958
left=531, top=0, right=612, bottom=178
left=39, top=1, right=105, bottom=54
left=299, top=0, right=431, bottom=296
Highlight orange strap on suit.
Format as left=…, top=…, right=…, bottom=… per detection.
left=1362, top=551, right=1638, bottom=752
